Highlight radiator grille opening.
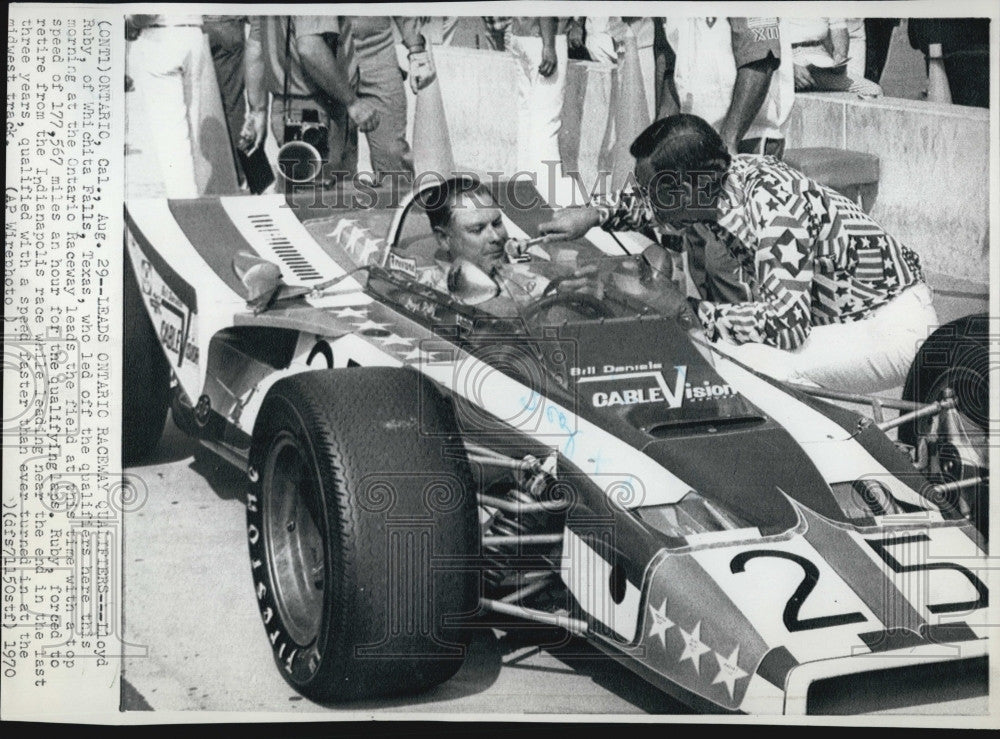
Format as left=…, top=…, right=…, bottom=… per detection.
left=806, top=656, right=987, bottom=714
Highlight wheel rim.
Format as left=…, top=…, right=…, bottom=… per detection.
left=263, top=432, right=326, bottom=646
left=916, top=368, right=989, bottom=478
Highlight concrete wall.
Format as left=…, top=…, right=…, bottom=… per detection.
left=421, top=47, right=990, bottom=302
left=785, top=93, right=990, bottom=289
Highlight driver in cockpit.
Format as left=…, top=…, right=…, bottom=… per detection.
left=412, top=176, right=602, bottom=314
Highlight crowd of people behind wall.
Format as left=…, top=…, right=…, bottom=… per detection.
left=123, top=14, right=990, bottom=396
left=125, top=14, right=990, bottom=200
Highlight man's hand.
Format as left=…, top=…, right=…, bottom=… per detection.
left=407, top=49, right=436, bottom=93
left=556, top=263, right=604, bottom=299
left=348, top=98, right=380, bottom=133
left=238, top=110, right=267, bottom=155
left=538, top=44, right=558, bottom=77
left=538, top=208, right=602, bottom=241
left=793, top=63, right=815, bottom=91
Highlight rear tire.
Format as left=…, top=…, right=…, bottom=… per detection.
left=899, top=314, right=989, bottom=447
left=247, top=368, right=478, bottom=702
left=900, top=314, right=989, bottom=535
left=123, top=246, right=171, bottom=465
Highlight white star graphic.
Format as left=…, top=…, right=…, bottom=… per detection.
left=711, top=645, right=748, bottom=700
left=332, top=306, right=367, bottom=319
left=353, top=319, right=391, bottom=332
left=677, top=621, right=711, bottom=674
left=777, top=240, right=806, bottom=271
left=646, top=599, right=674, bottom=648
left=402, top=346, right=453, bottom=364
left=377, top=333, right=413, bottom=348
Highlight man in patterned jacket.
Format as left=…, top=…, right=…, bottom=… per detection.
left=538, top=114, right=937, bottom=393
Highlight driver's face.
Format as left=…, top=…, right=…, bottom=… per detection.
left=437, top=194, right=509, bottom=273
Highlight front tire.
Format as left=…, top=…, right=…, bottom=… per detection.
left=247, top=368, right=478, bottom=702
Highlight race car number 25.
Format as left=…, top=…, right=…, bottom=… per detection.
left=730, top=550, right=867, bottom=632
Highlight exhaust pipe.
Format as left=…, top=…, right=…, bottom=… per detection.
left=276, top=140, right=324, bottom=184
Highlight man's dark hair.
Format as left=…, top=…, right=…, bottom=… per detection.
left=418, top=175, right=497, bottom=231
left=629, top=114, right=732, bottom=203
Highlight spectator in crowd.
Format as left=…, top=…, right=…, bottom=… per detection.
left=203, top=15, right=273, bottom=194
left=845, top=18, right=867, bottom=84
left=581, top=17, right=658, bottom=119
left=864, top=18, right=900, bottom=84
left=655, top=17, right=794, bottom=306
left=126, top=13, right=207, bottom=197
left=242, top=16, right=377, bottom=187
left=504, top=17, right=575, bottom=200
left=345, top=16, right=432, bottom=186
left=537, top=115, right=937, bottom=394
left=787, top=17, right=882, bottom=96
left=908, top=18, right=990, bottom=107
left=657, top=18, right=793, bottom=159
left=421, top=17, right=461, bottom=47
left=421, top=17, right=502, bottom=50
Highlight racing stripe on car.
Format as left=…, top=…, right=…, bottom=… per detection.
left=125, top=207, right=200, bottom=311
left=233, top=295, right=699, bottom=510
left=798, top=506, right=926, bottom=635
left=166, top=198, right=259, bottom=299
left=412, top=336, right=695, bottom=508
left=562, top=528, right=643, bottom=642
left=125, top=199, right=246, bottom=395
left=218, top=196, right=371, bottom=302
left=710, top=356, right=936, bottom=512
left=846, top=524, right=990, bottom=638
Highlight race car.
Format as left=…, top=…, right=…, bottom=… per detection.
left=123, top=177, right=990, bottom=714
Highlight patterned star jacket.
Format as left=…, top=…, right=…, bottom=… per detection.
left=593, top=155, right=925, bottom=350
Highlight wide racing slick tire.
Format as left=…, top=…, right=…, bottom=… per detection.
left=899, top=314, right=989, bottom=533
left=899, top=314, right=990, bottom=446
left=122, top=246, right=171, bottom=465
left=247, top=367, right=478, bottom=702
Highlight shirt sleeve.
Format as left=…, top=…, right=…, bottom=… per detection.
left=729, top=17, right=781, bottom=68
left=589, top=188, right=657, bottom=232
left=697, top=181, right=816, bottom=350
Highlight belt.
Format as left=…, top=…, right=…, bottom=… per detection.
left=147, top=23, right=204, bottom=29
left=792, top=39, right=824, bottom=48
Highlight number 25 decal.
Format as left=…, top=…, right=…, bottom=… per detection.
left=866, top=534, right=988, bottom=614
left=730, top=550, right=867, bottom=632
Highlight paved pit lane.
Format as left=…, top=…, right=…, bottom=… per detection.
left=122, top=418, right=988, bottom=717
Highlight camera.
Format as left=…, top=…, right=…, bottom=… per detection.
left=278, top=108, right=329, bottom=183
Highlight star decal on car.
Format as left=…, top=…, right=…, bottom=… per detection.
left=711, top=645, right=748, bottom=700
left=677, top=621, right=711, bottom=674
left=646, top=599, right=674, bottom=648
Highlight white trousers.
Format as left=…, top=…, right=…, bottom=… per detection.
left=706, top=283, right=939, bottom=394
left=508, top=33, right=570, bottom=201
left=128, top=27, right=205, bottom=198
